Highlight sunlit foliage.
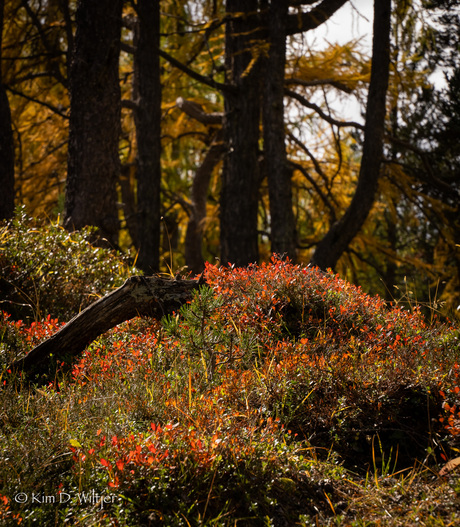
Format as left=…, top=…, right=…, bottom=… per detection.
left=0, top=208, right=137, bottom=321
left=1, top=228, right=460, bottom=524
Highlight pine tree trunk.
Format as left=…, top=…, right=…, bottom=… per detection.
left=310, top=0, right=391, bottom=270
left=263, top=1, right=296, bottom=261
left=185, top=131, right=225, bottom=274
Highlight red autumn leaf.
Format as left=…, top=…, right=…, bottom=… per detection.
left=100, top=458, right=110, bottom=467
left=108, top=477, right=119, bottom=488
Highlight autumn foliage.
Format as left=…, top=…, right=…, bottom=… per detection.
left=1, top=221, right=460, bottom=524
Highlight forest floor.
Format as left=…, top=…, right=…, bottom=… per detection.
left=1, top=217, right=460, bottom=526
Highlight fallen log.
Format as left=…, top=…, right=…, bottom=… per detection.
left=10, top=274, right=203, bottom=382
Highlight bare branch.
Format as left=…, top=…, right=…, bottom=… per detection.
left=120, top=41, right=136, bottom=55
left=285, top=77, right=354, bottom=94
left=286, top=0, right=349, bottom=36
left=159, top=49, right=233, bottom=94
left=121, top=98, right=138, bottom=112
left=291, top=160, right=338, bottom=222
left=20, top=0, right=68, bottom=87
left=176, top=97, right=223, bottom=125
left=285, top=88, right=364, bottom=129
left=6, top=86, right=68, bottom=119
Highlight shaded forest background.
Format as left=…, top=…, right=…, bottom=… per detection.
left=0, top=0, right=459, bottom=318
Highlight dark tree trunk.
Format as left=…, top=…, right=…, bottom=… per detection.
left=133, top=0, right=162, bottom=274
left=0, top=0, right=14, bottom=221
left=310, top=0, right=391, bottom=270
left=10, top=275, right=203, bottom=383
left=175, top=97, right=224, bottom=274
left=263, top=1, right=296, bottom=261
left=185, top=131, right=225, bottom=274
left=220, top=0, right=262, bottom=266
left=64, top=0, right=123, bottom=248
left=120, top=163, right=140, bottom=249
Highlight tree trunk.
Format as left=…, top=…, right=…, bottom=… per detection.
left=10, top=275, right=203, bottom=382
left=133, top=0, right=162, bottom=274
left=263, top=1, right=296, bottom=261
left=0, top=0, right=14, bottom=221
left=175, top=97, right=224, bottom=274
left=64, top=0, right=123, bottom=248
left=220, top=0, right=262, bottom=266
left=185, top=130, right=225, bottom=274
left=310, top=0, right=391, bottom=270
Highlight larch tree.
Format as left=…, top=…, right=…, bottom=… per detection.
left=310, top=0, right=392, bottom=270
left=64, top=0, right=123, bottom=248
left=0, top=0, right=15, bottom=221
left=2, top=0, right=70, bottom=216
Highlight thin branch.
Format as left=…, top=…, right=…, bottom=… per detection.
left=387, top=134, right=459, bottom=199
left=347, top=246, right=386, bottom=279
left=285, top=88, right=364, bottom=130
left=289, top=1, right=319, bottom=5
left=9, top=71, right=65, bottom=85
left=159, top=49, right=233, bottom=94
left=121, top=98, right=138, bottom=112
left=6, top=86, right=68, bottom=119
left=285, top=77, right=354, bottom=94
left=20, top=0, right=68, bottom=87
left=289, top=159, right=337, bottom=223
left=322, top=86, right=344, bottom=187
left=120, top=41, right=136, bottom=55
left=288, top=131, right=332, bottom=191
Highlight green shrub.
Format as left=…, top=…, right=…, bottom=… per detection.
left=0, top=208, right=138, bottom=322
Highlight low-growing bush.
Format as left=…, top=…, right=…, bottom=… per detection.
left=0, top=207, right=137, bottom=322
left=1, top=233, right=460, bottom=525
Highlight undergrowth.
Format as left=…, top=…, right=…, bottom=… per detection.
left=0, top=207, right=136, bottom=322
left=1, top=216, right=460, bottom=525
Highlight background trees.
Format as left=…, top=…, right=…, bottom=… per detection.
left=0, top=0, right=14, bottom=220
left=311, top=0, right=391, bottom=270
left=1, top=0, right=459, bottom=317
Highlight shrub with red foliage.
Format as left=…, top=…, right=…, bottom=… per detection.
left=2, top=257, right=460, bottom=525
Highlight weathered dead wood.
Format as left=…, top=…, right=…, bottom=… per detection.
left=10, top=275, right=203, bottom=381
